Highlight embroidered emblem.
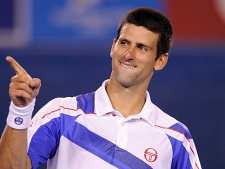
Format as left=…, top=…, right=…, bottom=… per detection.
left=14, top=117, right=23, bottom=125
left=144, top=148, right=158, bottom=162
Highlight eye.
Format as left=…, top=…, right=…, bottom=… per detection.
left=138, top=45, right=148, bottom=52
left=120, top=40, right=129, bottom=47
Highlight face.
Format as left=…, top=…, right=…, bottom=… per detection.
left=110, top=23, right=167, bottom=88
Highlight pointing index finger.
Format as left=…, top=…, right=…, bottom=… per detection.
left=6, top=56, right=30, bottom=77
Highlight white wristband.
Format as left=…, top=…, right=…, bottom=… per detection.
left=7, top=99, right=36, bottom=130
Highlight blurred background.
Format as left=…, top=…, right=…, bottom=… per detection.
left=0, top=0, right=225, bottom=168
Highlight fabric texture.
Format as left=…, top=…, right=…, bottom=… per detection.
left=27, top=80, right=201, bottom=169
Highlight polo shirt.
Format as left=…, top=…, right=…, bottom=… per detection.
left=27, top=80, right=201, bottom=169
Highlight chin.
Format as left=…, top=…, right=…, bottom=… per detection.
left=115, top=76, right=135, bottom=88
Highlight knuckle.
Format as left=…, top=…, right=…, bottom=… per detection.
left=10, top=75, right=17, bottom=82
left=9, top=83, right=13, bottom=88
left=20, top=75, right=30, bottom=82
left=20, top=82, right=28, bottom=89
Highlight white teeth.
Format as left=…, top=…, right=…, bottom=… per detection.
left=121, top=63, right=135, bottom=68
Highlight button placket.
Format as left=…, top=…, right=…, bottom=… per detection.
left=116, top=121, right=128, bottom=149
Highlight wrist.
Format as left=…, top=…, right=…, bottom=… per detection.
left=7, top=99, right=36, bottom=130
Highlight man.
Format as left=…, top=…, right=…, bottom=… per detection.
left=0, top=7, right=201, bottom=168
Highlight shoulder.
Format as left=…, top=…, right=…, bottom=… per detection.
left=35, top=97, right=78, bottom=116
left=29, top=94, right=93, bottom=135
left=153, top=105, right=192, bottom=140
left=32, top=92, right=96, bottom=120
left=30, top=97, right=78, bottom=127
left=76, top=92, right=95, bottom=113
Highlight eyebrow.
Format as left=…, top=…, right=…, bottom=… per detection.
left=119, top=37, right=153, bottom=50
left=136, top=43, right=152, bottom=50
left=119, top=38, right=129, bottom=43
left=120, top=38, right=150, bottom=46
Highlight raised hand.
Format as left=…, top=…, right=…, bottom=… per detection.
left=6, top=56, right=41, bottom=107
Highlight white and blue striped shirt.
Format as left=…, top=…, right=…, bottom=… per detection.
left=27, top=80, right=201, bottom=169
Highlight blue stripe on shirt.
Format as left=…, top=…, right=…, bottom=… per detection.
left=167, top=135, right=193, bottom=169
left=76, top=92, right=95, bottom=113
left=64, top=121, right=152, bottom=169
left=75, top=92, right=152, bottom=168
left=28, top=114, right=80, bottom=168
left=169, top=123, right=192, bottom=139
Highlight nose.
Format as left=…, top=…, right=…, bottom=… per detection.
left=123, top=46, right=135, bottom=60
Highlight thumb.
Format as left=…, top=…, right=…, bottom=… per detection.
left=30, top=78, right=41, bottom=98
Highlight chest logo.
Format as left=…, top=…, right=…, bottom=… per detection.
left=144, top=148, right=158, bottom=162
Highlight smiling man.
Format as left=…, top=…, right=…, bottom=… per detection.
left=108, top=23, right=167, bottom=117
left=0, top=7, right=202, bottom=169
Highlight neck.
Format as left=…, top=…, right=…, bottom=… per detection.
left=106, top=77, right=148, bottom=117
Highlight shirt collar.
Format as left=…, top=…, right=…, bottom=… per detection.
left=95, top=80, right=115, bottom=116
left=95, top=80, right=156, bottom=127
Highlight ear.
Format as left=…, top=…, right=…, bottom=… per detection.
left=110, top=39, right=117, bottom=58
left=154, top=53, right=169, bottom=71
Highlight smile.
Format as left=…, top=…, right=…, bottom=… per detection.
left=120, top=62, right=136, bottom=69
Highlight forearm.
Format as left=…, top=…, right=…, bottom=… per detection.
left=0, top=125, right=31, bottom=169
left=1, top=56, right=41, bottom=168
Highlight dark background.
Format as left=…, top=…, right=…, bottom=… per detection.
left=1, top=46, right=225, bottom=169
left=1, top=1, right=225, bottom=168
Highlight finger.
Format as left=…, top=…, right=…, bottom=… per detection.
left=11, top=74, right=32, bottom=85
left=9, top=89, right=34, bottom=106
left=9, top=82, right=33, bottom=96
left=29, top=78, right=41, bottom=89
left=6, top=56, right=30, bottom=77
left=29, top=78, right=41, bottom=98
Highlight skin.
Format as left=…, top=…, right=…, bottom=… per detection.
left=0, top=56, right=40, bottom=169
left=107, top=24, right=168, bottom=117
left=0, top=23, right=168, bottom=168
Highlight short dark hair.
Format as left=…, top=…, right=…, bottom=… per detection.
left=116, top=7, right=173, bottom=60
